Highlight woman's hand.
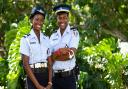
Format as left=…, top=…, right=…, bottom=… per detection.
left=36, top=84, right=46, bottom=89
left=46, top=82, right=52, bottom=89
left=46, top=84, right=52, bottom=89
left=52, top=48, right=74, bottom=61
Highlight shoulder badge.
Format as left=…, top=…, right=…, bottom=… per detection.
left=51, top=30, right=58, bottom=36
left=23, top=34, right=30, bottom=38
left=70, top=26, right=78, bottom=37
left=70, top=26, right=77, bottom=31
left=53, top=30, right=57, bottom=33
left=43, top=35, right=49, bottom=40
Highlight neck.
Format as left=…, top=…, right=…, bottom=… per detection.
left=33, top=29, right=40, bottom=43
left=60, top=29, right=65, bottom=36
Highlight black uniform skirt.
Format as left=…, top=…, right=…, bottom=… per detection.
left=25, top=68, right=48, bottom=89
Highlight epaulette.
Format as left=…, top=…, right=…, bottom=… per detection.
left=70, top=26, right=77, bottom=31
left=23, top=34, right=30, bottom=38
left=53, top=30, right=57, bottom=33
left=43, top=35, right=48, bottom=39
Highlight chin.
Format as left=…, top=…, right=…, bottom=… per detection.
left=37, top=27, right=42, bottom=30
left=34, top=28, right=41, bottom=31
left=60, top=27, right=66, bottom=30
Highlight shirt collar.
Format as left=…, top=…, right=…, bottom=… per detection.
left=30, top=29, right=36, bottom=38
left=30, top=29, right=43, bottom=40
left=57, top=24, right=70, bottom=36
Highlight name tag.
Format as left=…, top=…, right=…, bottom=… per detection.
left=52, top=38, right=58, bottom=41
left=30, top=42, right=36, bottom=44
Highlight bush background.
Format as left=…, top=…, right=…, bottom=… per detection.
left=0, top=0, right=128, bottom=89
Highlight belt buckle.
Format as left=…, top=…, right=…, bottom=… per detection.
left=54, top=69, right=64, bottom=73
left=29, top=62, right=47, bottom=69
left=41, top=63, right=47, bottom=68
left=35, top=63, right=41, bottom=68
left=29, top=62, right=48, bottom=68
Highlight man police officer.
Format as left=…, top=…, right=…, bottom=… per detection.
left=50, top=4, right=80, bottom=89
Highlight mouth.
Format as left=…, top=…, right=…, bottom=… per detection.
left=36, top=25, right=41, bottom=29
left=37, top=25, right=41, bottom=28
left=60, top=23, right=65, bottom=27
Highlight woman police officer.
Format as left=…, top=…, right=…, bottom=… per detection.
left=20, top=6, right=52, bottom=89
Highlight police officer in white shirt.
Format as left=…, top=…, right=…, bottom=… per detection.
left=50, top=4, right=80, bottom=89
left=20, top=6, right=52, bottom=89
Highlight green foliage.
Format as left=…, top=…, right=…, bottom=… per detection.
left=0, top=57, right=8, bottom=86
left=77, top=71, right=88, bottom=89
left=80, top=37, right=128, bottom=89
left=6, top=16, right=30, bottom=89
left=2, top=0, right=128, bottom=89
left=4, top=27, right=18, bottom=52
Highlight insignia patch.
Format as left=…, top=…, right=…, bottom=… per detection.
left=47, top=48, right=50, bottom=55
left=65, top=44, right=69, bottom=48
left=73, top=31, right=78, bottom=37
left=52, top=38, right=58, bottom=41
left=30, top=42, right=36, bottom=44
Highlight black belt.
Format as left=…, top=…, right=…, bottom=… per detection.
left=31, top=67, right=48, bottom=73
left=54, top=68, right=75, bottom=77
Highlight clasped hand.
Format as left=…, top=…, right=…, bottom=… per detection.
left=53, top=48, right=74, bottom=61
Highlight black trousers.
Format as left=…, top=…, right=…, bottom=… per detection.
left=52, top=74, right=76, bottom=89
left=25, top=68, right=48, bottom=89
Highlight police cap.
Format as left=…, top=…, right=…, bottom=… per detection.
left=30, top=6, right=45, bottom=19
left=53, top=4, right=71, bottom=14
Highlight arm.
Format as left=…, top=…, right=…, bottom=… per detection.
left=46, top=56, right=53, bottom=89
left=70, top=48, right=77, bottom=54
left=22, top=54, right=45, bottom=89
left=52, top=29, right=80, bottom=61
left=51, top=48, right=74, bottom=61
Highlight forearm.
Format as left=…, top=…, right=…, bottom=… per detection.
left=52, top=48, right=77, bottom=61
left=70, top=48, right=77, bottom=54
left=52, top=53, right=69, bottom=61
left=24, top=64, right=40, bottom=88
left=47, top=57, right=53, bottom=82
left=47, top=57, right=53, bottom=89
left=22, top=55, right=40, bottom=88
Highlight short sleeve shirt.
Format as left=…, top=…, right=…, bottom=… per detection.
left=50, top=24, right=80, bottom=70
left=20, top=29, right=51, bottom=64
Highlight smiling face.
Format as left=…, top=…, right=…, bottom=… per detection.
left=57, top=12, right=69, bottom=31
left=31, top=14, right=44, bottom=32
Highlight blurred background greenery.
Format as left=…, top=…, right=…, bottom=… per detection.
left=0, top=0, right=128, bottom=89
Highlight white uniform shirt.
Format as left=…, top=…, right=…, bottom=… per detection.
left=20, top=29, right=51, bottom=64
left=50, top=24, right=80, bottom=71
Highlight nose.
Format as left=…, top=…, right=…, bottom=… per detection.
left=59, top=18, right=65, bottom=23
left=38, top=20, right=43, bottom=25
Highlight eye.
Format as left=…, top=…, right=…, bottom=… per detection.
left=33, top=16, right=39, bottom=21
left=33, top=16, right=44, bottom=23
left=63, top=16, right=67, bottom=20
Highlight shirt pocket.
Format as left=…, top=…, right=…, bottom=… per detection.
left=41, top=45, right=48, bottom=59
left=51, top=38, right=59, bottom=45
left=61, top=36, right=71, bottom=48
left=30, top=43, right=39, bottom=57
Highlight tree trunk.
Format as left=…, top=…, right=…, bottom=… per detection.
left=0, top=32, right=5, bottom=58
